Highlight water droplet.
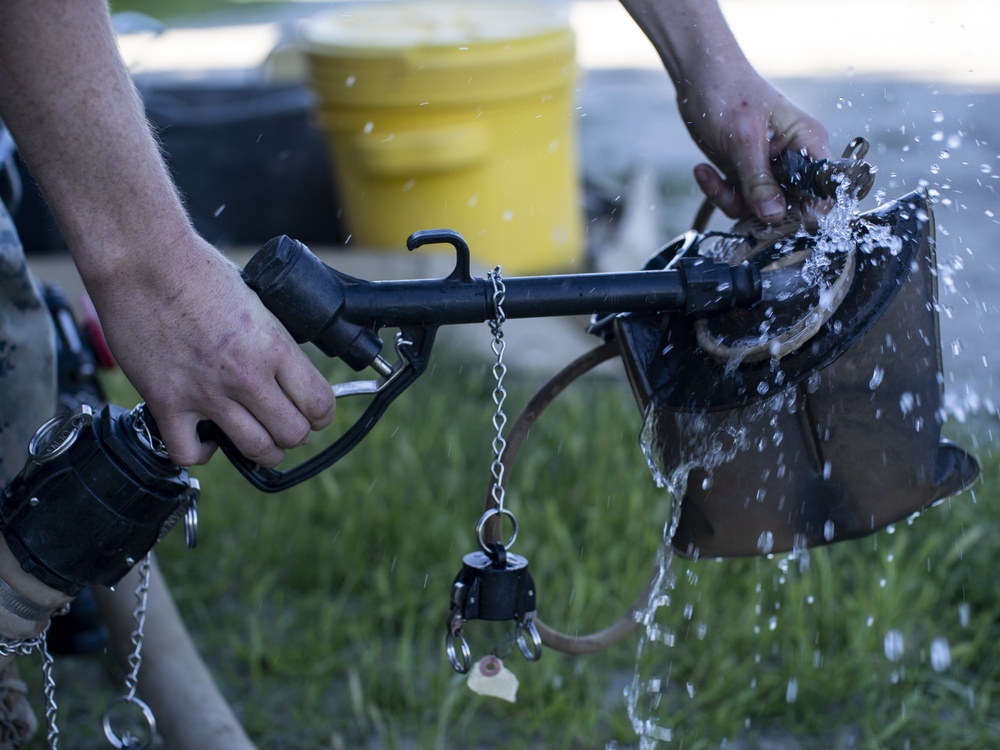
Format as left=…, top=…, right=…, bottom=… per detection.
left=823, top=519, right=836, bottom=541
left=822, top=461, right=832, bottom=480
left=899, top=392, right=915, bottom=415
left=930, top=637, right=951, bottom=672
left=757, top=531, right=774, bottom=554
left=345, top=75, right=356, bottom=87
left=958, top=602, right=970, bottom=627
left=884, top=629, right=905, bottom=661
left=363, top=121, right=374, bottom=134
left=786, top=678, right=799, bottom=703
left=869, top=365, right=885, bottom=390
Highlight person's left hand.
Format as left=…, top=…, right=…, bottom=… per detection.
left=676, top=59, right=831, bottom=223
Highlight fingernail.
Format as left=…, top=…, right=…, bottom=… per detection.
left=758, top=196, right=785, bottom=222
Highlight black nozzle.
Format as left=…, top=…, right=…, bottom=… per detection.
left=679, top=257, right=761, bottom=314
left=243, top=237, right=383, bottom=371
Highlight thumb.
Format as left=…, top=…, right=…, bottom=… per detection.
left=737, top=162, right=787, bottom=225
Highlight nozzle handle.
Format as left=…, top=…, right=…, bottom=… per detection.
left=223, top=230, right=762, bottom=491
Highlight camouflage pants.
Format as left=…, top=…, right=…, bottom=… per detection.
left=0, top=200, right=55, bottom=488
left=0, top=202, right=53, bottom=748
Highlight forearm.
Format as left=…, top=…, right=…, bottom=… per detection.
left=0, top=0, right=204, bottom=291
left=618, top=0, right=751, bottom=86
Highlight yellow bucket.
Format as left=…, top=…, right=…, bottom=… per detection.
left=301, top=2, right=583, bottom=273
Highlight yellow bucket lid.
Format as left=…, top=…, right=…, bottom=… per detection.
left=301, top=1, right=576, bottom=107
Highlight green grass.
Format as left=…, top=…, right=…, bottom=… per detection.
left=21, top=346, right=999, bottom=749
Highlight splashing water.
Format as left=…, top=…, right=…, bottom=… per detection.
left=611, top=186, right=915, bottom=748
left=610, top=396, right=785, bottom=749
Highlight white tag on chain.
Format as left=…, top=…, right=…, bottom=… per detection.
left=467, top=655, right=519, bottom=703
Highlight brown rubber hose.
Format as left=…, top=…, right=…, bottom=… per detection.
left=482, top=339, right=657, bottom=654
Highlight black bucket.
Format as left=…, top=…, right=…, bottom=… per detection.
left=615, top=190, right=979, bottom=558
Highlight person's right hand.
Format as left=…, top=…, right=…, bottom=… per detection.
left=86, top=233, right=335, bottom=468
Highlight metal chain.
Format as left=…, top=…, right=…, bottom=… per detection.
left=40, top=636, right=58, bottom=749
left=0, top=627, right=60, bottom=749
left=129, top=404, right=169, bottom=459
left=487, top=267, right=509, bottom=517
left=102, top=553, right=157, bottom=750
left=123, top=555, right=151, bottom=703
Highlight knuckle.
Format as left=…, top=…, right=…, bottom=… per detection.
left=283, top=419, right=312, bottom=449
left=239, top=432, right=281, bottom=466
left=306, top=389, right=336, bottom=427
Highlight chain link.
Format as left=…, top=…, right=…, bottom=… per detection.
left=0, top=627, right=60, bottom=749
left=123, top=555, right=151, bottom=703
left=129, top=405, right=169, bottom=459
left=40, top=637, right=59, bottom=750
left=102, top=553, right=156, bottom=750
left=486, top=268, right=509, bottom=518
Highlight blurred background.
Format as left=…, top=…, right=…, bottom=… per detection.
left=16, top=1, right=1000, bottom=748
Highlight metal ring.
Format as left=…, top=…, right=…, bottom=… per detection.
left=184, top=494, right=199, bottom=550
left=475, top=507, right=518, bottom=554
left=516, top=618, right=543, bottom=662
left=842, top=135, right=870, bottom=161
left=103, top=696, right=157, bottom=749
left=446, top=631, right=472, bottom=674
left=27, top=407, right=92, bottom=464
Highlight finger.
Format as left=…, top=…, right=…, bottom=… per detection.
left=152, top=410, right=220, bottom=467
left=730, top=140, right=787, bottom=225
left=240, top=389, right=314, bottom=452
left=693, top=164, right=747, bottom=219
left=276, top=360, right=336, bottom=432
left=209, top=403, right=288, bottom=468
left=743, top=172, right=787, bottom=225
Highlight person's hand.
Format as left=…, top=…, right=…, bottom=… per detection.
left=618, top=0, right=830, bottom=224
left=677, top=60, right=830, bottom=223
left=86, top=234, right=335, bottom=468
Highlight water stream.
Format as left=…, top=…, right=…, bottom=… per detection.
left=608, top=186, right=939, bottom=747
